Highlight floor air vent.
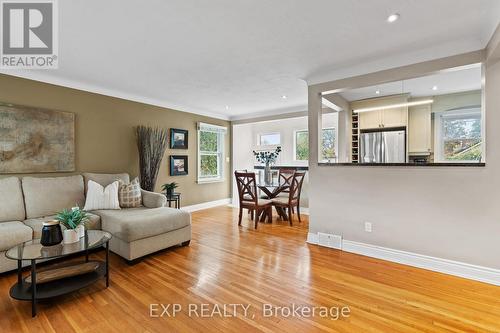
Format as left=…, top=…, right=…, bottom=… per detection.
left=317, top=233, right=342, bottom=249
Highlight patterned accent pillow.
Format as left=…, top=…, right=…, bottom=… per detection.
left=118, top=177, right=142, bottom=208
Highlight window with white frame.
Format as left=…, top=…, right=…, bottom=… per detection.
left=434, top=108, right=482, bottom=162
left=197, top=122, right=227, bottom=182
left=258, top=132, right=281, bottom=146
left=294, top=128, right=336, bottom=161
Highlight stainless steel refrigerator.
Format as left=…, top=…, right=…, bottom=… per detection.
left=360, top=129, right=406, bottom=163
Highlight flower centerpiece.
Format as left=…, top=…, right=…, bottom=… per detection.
left=253, top=146, right=282, bottom=185
left=56, top=207, right=89, bottom=244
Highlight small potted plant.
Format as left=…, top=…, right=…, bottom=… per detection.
left=162, top=182, right=179, bottom=197
left=56, top=207, right=89, bottom=244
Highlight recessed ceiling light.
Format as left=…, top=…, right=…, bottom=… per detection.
left=387, top=13, right=400, bottom=23
left=225, top=105, right=229, bottom=110
left=282, top=95, right=287, bottom=99
left=432, top=86, right=438, bottom=91
left=375, top=90, right=380, bottom=94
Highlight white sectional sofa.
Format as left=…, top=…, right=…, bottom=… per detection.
left=0, top=173, right=191, bottom=273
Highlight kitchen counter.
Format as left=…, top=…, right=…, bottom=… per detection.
left=254, top=165, right=309, bottom=170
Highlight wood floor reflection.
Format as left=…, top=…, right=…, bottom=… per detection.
left=1, top=206, right=500, bottom=332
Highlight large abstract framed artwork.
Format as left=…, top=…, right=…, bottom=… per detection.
left=0, top=102, right=75, bottom=173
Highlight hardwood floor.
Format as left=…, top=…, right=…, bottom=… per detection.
left=1, top=206, right=500, bottom=332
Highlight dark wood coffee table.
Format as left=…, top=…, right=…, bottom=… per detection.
left=5, top=230, right=112, bottom=317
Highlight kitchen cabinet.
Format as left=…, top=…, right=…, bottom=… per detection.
left=359, top=107, right=407, bottom=129
left=359, top=109, right=382, bottom=129
left=382, top=107, right=408, bottom=128
left=408, top=104, right=431, bottom=154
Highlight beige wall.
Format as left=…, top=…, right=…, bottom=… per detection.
left=0, top=74, right=231, bottom=206
left=307, top=48, right=500, bottom=269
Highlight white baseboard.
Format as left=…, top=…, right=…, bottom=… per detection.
left=181, top=198, right=231, bottom=212
left=307, top=233, right=500, bottom=286
left=306, top=232, right=319, bottom=244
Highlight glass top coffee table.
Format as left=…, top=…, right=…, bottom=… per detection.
left=5, top=230, right=112, bottom=317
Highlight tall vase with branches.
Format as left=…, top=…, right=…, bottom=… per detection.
left=253, top=146, right=281, bottom=185
left=136, top=126, right=168, bottom=191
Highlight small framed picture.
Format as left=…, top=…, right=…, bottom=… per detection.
left=170, top=128, right=188, bottom=149
left=170, top=155, right=188, bottom=176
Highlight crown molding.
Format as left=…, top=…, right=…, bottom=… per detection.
left=0, top=71, right=230, bottom=121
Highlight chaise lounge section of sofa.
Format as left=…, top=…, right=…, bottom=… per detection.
left=82, top=173, right=191, bottom=262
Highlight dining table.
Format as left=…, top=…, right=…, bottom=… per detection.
left=257, top=182, right=290, bottom=221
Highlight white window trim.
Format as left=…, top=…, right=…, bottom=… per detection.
left=293, top=129, right=309, bottom=162
left=433, top=108, right=482, bottom=163
left=257, top=132, right=281, bottom=146
left=293, top=127, right=337, bottom=162
left=197, top=123, right=227, bottom=183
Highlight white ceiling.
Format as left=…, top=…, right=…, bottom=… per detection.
left=340, top=64, right=482, bottom=102
left=1, top=0, right=499, bottom=120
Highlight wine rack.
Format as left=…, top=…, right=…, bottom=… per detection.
left=351, top=111, right=359, bottom=163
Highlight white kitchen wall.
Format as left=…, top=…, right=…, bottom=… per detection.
left=232, top=113, right=339, bottom=209
left=249, top=113, right=338, bottom=165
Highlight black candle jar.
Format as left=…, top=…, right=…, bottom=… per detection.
left=40, top=220, right=63, bottom=246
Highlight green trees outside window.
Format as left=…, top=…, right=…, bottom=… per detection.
left=442, top=114, right=481, bottom=161
left=199, top=131, right=220, bottom=177
left=295, top=128, right=335, bottom=161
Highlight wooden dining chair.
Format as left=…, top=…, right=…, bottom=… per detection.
left=234, top=171, right=272, bottom=229
left=276, top=168, right=296, bottom=212
left=235, top=169, right=254, bottom=217
left=271, top=171, right=306, bottom=225
left=278, top=168, right=296, bottom=187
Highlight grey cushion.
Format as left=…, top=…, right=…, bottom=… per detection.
left=243, top=195, right=272, bottom=205
left=141, top=189, right=166, bottom=208
left=0, top=221, right=33, bottom=251
left=94, top=207, right=191, bottom=242
left=0, top=177, right=25, bottom=222
left=242, top=199, right=272, bottom=206
left=24, top=213, right=101, bottom=239
left=271, top=197, right=296, bottom=205
left=22, top=175, right=85, bottom=219
left=83, top=173, right=130, bottom=194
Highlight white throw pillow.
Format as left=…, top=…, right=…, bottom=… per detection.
left=83, top=180, right=121, bottom=211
